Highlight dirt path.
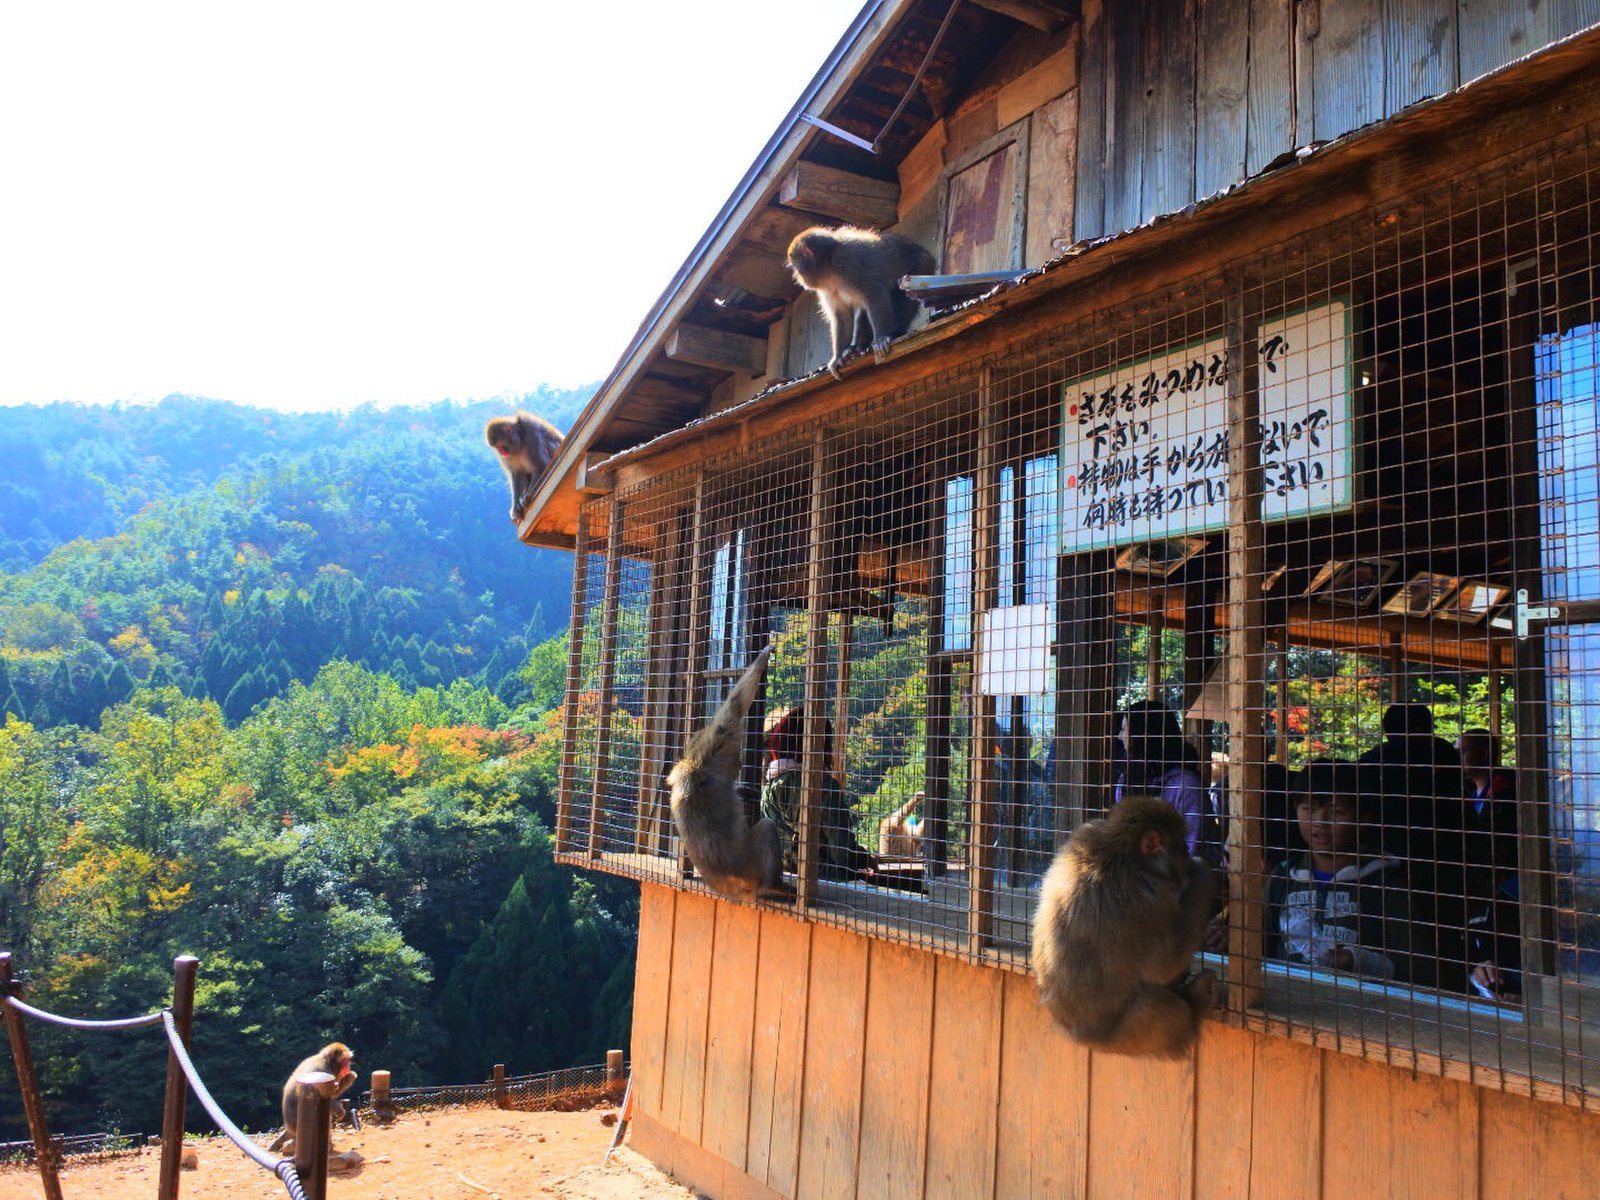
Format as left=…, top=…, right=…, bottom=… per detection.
left=0, top=1105, right=699, bottom=1200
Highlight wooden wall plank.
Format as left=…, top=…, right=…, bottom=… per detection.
left=1551, top=0, right=1600, bottom=37
left=1457, top=0, right=1551, bottom=83
left=662, top=890, right=718, bottom=1146
left=1247, top=1032, right=1322, bottom=1200
left=1247, top=0, right=1296, bottom=173
left=702, top=899, right=761, bottom=1171
left=1193, top=1023, right=1256, bottom=1200
left=925, top=956, right=1002, bottom=1200
left=1196, top=0, right=1251, bottom=198
left=631, top=884, right=677, bottom=1119
left=1385, top=0, right=1458, bottom=111
left=1322, top=1052, right=1479, bottom=1199
left=1146, top=0, right=1198, bottom=219
left=795, top=925, right=869, bottom=1200
left=1104, top=1, right=1149, bottom=235
left=746, top=909, right=812, bottom=1196
left=857, top=941, right=935, bottom=1200
left=1480, top=1087, right=1599, bottom=1199
left=1075, top=0, right=1109, bottom=240
left=995, top=971, right=1089, bottom=1200
left=1086, top=1047, right=1196, bottom=1200
left=1025, top=89, right=1079, bottom=266
left=1309, top=0, right=1386, bottom=141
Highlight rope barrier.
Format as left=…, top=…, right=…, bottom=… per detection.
left=158, top=1009, right=309, bottom=1200
left=2, top=994, right=165, bottom=1030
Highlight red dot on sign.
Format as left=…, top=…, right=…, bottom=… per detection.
left=1067, top=475, right=1077, bottom=488
left=1069, top=404, right=1079, bottom=415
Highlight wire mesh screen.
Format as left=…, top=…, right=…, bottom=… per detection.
left=556, top=127, right=1600, bottom=1104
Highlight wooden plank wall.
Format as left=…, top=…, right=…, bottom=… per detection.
left=1076, top=0, right=1600, bottom=241
left=629, top=882, right=1600, bottom=1200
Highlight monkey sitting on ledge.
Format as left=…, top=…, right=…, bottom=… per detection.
left=1031, top=796, right=1217, bottom=1058
left=484, top=411, right=563, bottom=521
left=786, top=225, right=936, bottom=379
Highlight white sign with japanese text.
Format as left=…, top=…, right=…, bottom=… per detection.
left=1059, top=300, right=1354, bottom=552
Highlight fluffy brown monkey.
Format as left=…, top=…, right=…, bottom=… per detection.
left=484, top=411, right=563, bottom=520
left=1031, top=796, right=1217, bottom=1058
left=786, top=225, right=936, bottom=379
left=266, top=1042, right=358, bottom=1155
left=667, top=645, right=793, bottom=902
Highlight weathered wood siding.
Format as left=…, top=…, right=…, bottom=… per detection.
left=1076, top=0, right=1600, bottom=240
left=629, top=882, right=1600, bottom=1200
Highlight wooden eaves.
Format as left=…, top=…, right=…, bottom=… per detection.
left=585, top=19, right=1600, bottom=497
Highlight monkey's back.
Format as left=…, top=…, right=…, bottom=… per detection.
left=1031, top=827, right=1189, bottom=1037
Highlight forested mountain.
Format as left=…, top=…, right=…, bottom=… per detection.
left=0, top=392, right=640, bottom=1141
left=0, top=392, right=588, bottom=726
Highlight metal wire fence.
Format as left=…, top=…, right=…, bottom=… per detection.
left=554, top=119, right=1600, bottom=1108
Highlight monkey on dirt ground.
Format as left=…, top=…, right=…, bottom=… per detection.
left=1031, top=796, right=1218, bottom=1058
left=667, top=645, right=794, bottom=902
left=267, top=1041, right=359, bottom=1155
left=484, top=411, right=563, bottom=520
left=786, top=225, right=936, bottom=379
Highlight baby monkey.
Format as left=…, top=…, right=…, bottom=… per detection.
left=484, top=411, right=563, bottom=521
left=1031, top=796, right=1217, bottom=1059
left=786, top=225, right=935, bottom=379
left=667, top=645, right=793, bottom=902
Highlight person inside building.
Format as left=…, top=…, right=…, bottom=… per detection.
left=760, top=705, right=877, bottom=882
left=1456, top=728, right=1522, bottom=998
left=1116, top=699, right=1219, bottom=862
left=1265, top=760, right=1436, bottom=985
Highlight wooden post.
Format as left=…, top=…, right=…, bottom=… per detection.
left=636, top=514, right=684, bottom=853
left=1054, top=550, right=1114, bottom=838
left=1274, top=645, right=1290, bottom=763
left=923, top=472, right=953, bottom=878
left=156, top=954, right=199, bottom=1200
left=968, top=366, right=1000, bottom=949
left=680, top=474, right=711, bottom=879
left=492, top=1063, right=508, bottom=1109
left=291, top=1071, right=338, bottom=1200
left=555, top=507, right=593, bottom=854
left=586, top=499, right=627, bottom=860
left=369, top=1069, right=394, bottom=1124
left=606, top=1049, right=626, bottom=1100
left=0, top=953, right=62, bottom=1200
left=1224, top=281, right=1268, bottom=1010
left=798, top=430, right=832, bottom=909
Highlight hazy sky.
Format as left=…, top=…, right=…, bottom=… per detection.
left=0, top=1, right=866, bottom=412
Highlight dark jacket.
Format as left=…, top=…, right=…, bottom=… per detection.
left=1265, top=850, right=1436, bottom=986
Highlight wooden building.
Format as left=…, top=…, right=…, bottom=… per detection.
left=521, top=2, right=1600, bottom=1195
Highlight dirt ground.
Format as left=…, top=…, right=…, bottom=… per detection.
left=0, top=1105, right=701, bottom=1200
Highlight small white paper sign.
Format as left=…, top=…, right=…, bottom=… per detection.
left=978, top=602, right=1053, bottom=696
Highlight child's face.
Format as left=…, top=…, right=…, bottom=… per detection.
left=1297, top=792, right=1361, bottom=855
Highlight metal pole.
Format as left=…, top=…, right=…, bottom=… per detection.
left=157, top=954, right=199, bottom=1200
left=0, top=953, right=62, bottom=1200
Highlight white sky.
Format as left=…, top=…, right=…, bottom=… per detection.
left=0, top=1, right=866, bottom=412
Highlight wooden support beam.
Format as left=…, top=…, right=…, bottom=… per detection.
left=554, top=508, right=592, bottom=855
left=968, top=367, right=1000, bottom=949
left=777, top=161, right=901, bottom=229
left=586, top=499, right=627, bottom=860
left=679, top=475, right=711, bottom=880
left=666, top=323, right=768, bottom=376
left=969, top=0, right=1074, bottom=32
left=1224, top=281, right=1267, bottom=1010
left=576, top=451, right=614, bottom=497
left=798, top=430, right=832, bottom=909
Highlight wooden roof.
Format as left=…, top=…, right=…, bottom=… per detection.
left=519, top=7, right=1600, bottom=550
left=516, top=0, right=1055, bottom=549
